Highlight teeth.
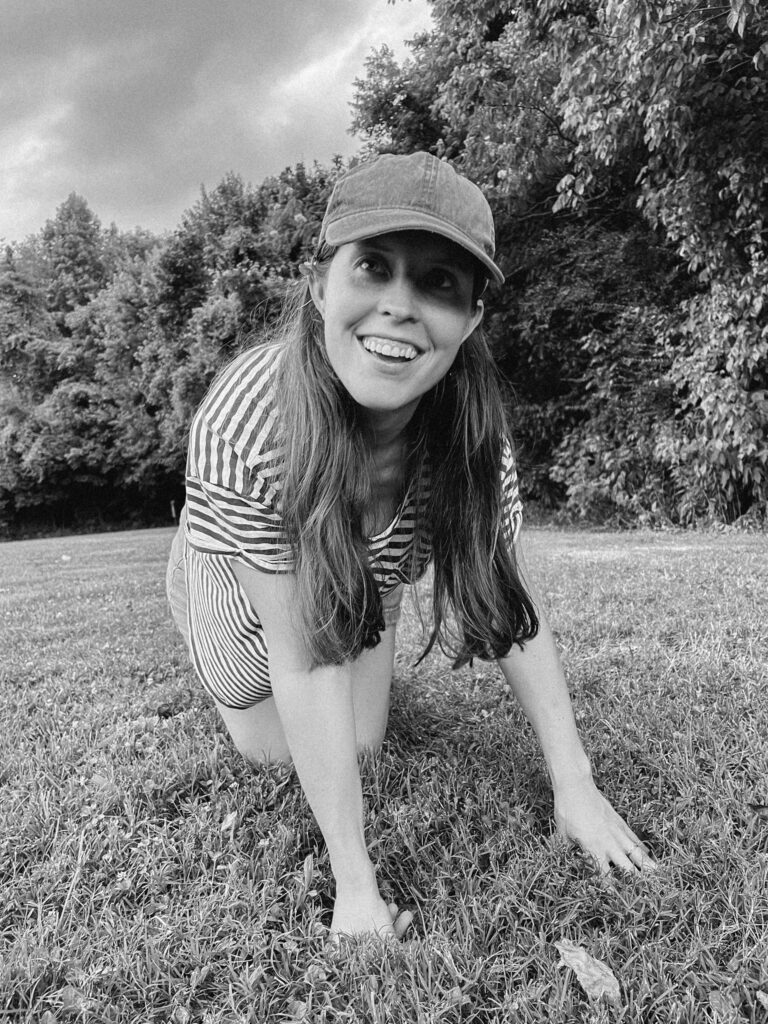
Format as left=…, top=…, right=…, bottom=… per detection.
left=361, top=336, right=418, bottom=360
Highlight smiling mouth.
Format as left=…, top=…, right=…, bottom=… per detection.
left=359, top=335, right=419, bottom=362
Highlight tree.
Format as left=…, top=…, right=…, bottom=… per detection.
left=0, top=247, right=61, bottom=400
left=548, top=0, right=768, bottom=520
left=350, top=41, right=445, bottom=154
left=40, top=193, right=107, bottom=328
left=352, top=0, right=768, bottom=522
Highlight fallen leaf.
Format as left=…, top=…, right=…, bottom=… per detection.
left=445, top=986, right=471, bottom=1007
left=90, top=774, right=120, bottom=803
left=56, top=985, right=94, bottom=1017
left=220, top=810, right=237, bottom=833
left=756, top=991, right=768, bottom=1009
left=188, top=965, right=212, bottom=993
left=555, top=939, right=621, bottom=1006
left=286, top=999, right=308, bottom=1021
left=709, top=989, right=739, bottom=1015
left=304, top=964, right=327, bottom=985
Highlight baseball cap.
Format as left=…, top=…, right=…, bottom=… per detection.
left=319, top=151, right=504, bottom=286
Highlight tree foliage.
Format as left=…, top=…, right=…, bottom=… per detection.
left=547, top=0, right=768, bottom=520
left=1, top=2, right=766, bottom=532
left=0, top=166, right=340, bottom=534
left=352, top=0, right=768, bottom=524
left=40, top=193, right=107, bottom=328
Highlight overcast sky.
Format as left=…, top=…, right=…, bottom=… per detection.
left=0, top=0, right=432, bottom=243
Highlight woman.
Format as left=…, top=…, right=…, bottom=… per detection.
left=166, top=152, right=655, bottom=943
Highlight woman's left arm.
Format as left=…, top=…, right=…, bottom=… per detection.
left=498, top=537, right=656, bottom=874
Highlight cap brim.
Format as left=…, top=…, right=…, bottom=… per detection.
left=323, top=208, right=505, bottom=286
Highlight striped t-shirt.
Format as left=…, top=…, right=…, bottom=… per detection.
left=183, top=342, right=523, bottom=708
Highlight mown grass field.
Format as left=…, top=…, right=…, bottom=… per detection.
left=1, top=526, right=767, bottom=1023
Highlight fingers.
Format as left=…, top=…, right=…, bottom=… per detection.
left=616, top=821, right=656, bottom=870
left=625, top=839, right=656, bottom=872
left=328, top=902, right=413, bottom=948
left=578, top=827, right=657, bottom=876
left=331, top=922, right=396, bottom=947
left=610, top=848, right=641, bottom=875
left=395, top=914, right=414, bottom=939
left=601, top=832, right=657, bottom=874
left=388, top=902, right=414, bottom=940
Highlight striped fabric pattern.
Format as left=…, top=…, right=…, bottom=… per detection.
left=183, top=342, right=522, bottom=709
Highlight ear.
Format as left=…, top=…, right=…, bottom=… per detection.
left=462, top=299, right=484, bottom=342
left=307, top=271, right=326, bottom=319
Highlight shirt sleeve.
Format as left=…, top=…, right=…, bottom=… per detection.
left=500, top=438, right=523, bottom=548
left=184, top=417, right=294, bottom=574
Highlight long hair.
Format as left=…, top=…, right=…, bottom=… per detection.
left=412, top=330, right=539, bottom=668
left=268, top=246, right=539, bottom=668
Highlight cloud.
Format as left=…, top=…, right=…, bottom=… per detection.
left=0, top=0, right=432, bottom=242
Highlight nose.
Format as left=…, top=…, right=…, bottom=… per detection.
left=377, top=271, right=418, bottom=320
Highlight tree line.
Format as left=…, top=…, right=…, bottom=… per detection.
left=1, top=0, right=766, bottom=536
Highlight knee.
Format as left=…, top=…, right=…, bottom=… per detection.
left=236, top=739, right=293, bottom=768
left=216, top=696, right=293, bottom=767
left=233, top=727, right=380, bottom=765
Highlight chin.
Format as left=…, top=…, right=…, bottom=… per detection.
left=348, top=388, right=422, bottom=419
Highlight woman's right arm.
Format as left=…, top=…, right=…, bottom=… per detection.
left=230, top=559, right=410, bottom=941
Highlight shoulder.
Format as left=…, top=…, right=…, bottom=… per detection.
left=190, top=343, right=283, bottom=466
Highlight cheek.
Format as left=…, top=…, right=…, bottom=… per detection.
left=436, top=312, right=474, bottom=353
left=322, top=288, right=359, bottom=335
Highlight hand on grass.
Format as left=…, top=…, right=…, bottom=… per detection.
left=330, top=888, right=413, bottom=944
left=554, top=778, right=656, bottom=875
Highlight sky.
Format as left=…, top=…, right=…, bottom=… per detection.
left=0, top=0, right=433, bottom=244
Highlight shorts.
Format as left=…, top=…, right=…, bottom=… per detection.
left=165, top=509, right=404, bottom=705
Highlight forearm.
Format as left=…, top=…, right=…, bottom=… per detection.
left=498, top=609, right=592, bottom=791
left=270, top=661, right=376, bottom=890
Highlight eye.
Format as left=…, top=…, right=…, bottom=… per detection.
left=355, top=255, right=388, bottom=277
left=423, top=267, right=459, bottom=292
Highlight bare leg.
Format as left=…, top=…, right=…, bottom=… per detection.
left=168, top=525, right=405, bottom=768
left=216, top=613, right=399, bottom=766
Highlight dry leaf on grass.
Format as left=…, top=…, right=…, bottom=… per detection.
left=708, top=989, right=740, bottom=1016
left=555, top=939, right=621, bottom=1007
left=220, top=809, right=238, bottom=833
left=286, top=998, right=309, bottom=1021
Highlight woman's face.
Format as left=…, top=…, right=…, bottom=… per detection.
left=309, top=230, right=484, bottom=425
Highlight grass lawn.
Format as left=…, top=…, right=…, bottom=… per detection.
left=1, top=526, right=767, bottom=1023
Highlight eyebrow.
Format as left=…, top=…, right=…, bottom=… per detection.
left=353, top=237, right=474, bottom=273
left=353, top=238, right=396, bottom=255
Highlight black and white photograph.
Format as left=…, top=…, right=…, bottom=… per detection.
left=1, top=1, right=767, bottom=1021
